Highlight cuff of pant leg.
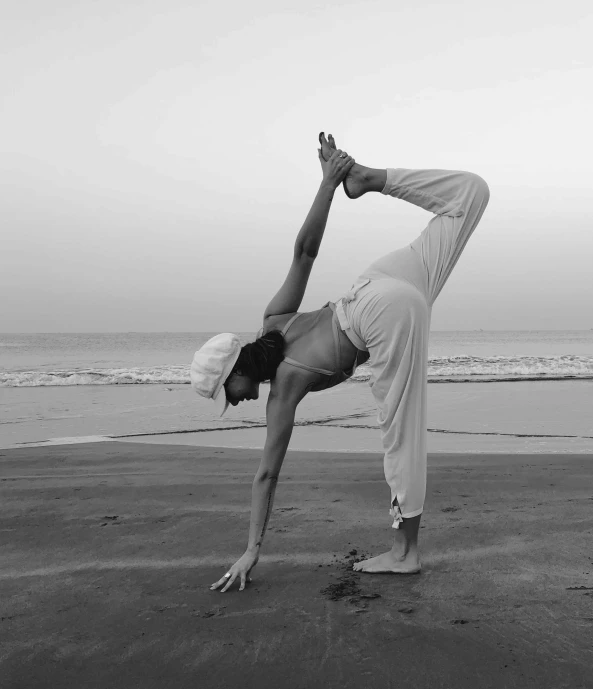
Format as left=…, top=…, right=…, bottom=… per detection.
left=401, top=508, right=424, bottom=519
left=389, top=502, right=403, bottom=529
left=380, top=168, right=400, bottom=195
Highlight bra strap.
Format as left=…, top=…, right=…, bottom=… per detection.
left=326, top=302, right=343, bottom=370
left=281, top=312, right=302, bottom=336
left=282, top=356, right=335, bottom=376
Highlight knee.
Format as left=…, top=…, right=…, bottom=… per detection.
left=466, top=172, right=490, bottom=205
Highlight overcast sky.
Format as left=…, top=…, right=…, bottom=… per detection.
left=2, top=0, right=592, bottom=332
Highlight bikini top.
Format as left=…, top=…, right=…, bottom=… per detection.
left=278, top=302, right=366, bottom=392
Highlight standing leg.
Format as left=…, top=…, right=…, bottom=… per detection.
left=351, top=276, right=428, bottom=574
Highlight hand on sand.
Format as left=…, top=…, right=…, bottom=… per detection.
left=318, top=144, right=355, bottom=191
left=210, top=551, right=259, bottom=592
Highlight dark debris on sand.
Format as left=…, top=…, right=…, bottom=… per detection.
left=566, top=586, right=593, bottom=590
left=320, top=550, right=382, bottom=606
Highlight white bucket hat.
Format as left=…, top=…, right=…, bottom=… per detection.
left=190, top=333, right=242, bottom=417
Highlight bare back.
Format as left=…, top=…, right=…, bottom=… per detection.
left=262, top=305, right=359, bottom=397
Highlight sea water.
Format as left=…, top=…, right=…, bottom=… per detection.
left=2, top=331, right=593, bottom=449
left=2, top=330, right=593, bottom=387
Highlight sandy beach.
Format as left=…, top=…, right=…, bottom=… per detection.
left=1, top=440, right=592, bottom=688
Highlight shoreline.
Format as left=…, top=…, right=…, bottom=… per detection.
left=2, top=379, right=593, bottom=453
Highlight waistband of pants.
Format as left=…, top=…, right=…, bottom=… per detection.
left=335, top=299, right=368, bottom=352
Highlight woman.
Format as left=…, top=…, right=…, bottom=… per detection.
left=192, top=133, right=490, bottom=592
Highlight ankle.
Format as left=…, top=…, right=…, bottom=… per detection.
left=390, top=540, right=417, bottom=558
left=368, top=168, right=387, bottom=192
left=353, top=164, right=371, bottom=181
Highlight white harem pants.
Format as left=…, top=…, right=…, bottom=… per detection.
left=335, top=168, right=490, bottom=528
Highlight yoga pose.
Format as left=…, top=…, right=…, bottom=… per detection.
left=192, top=133, right=490, bottom=592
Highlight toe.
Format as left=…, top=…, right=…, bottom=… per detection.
left=318, top=132, right=332, bottom=161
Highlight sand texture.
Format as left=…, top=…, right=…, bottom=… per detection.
left=1, top=442, right=593, bottom=688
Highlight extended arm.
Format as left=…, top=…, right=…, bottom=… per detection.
left=246, top=388, right=300, bottom=553
left=210, top=383, right=304, bottom=592
left=294, top=183, right=336, bottom=259
left=263, top=149, right=355, bottom=320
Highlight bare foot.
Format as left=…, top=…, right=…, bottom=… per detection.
left=318, top=132, right=377, bottom=199
left=352, top=549, right=421, bottom=574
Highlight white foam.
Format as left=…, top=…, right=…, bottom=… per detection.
left=12, top=435, right=117, bottom=448
left=2, top=355, right=593, bottom=387
left=0, top=366, right=190, bottom=387
left=350, top=355, right=593, bottom=382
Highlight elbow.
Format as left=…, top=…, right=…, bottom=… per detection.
left=255, top=471, right=279, bottom=483
left=295, top=246, right=318, bottom=261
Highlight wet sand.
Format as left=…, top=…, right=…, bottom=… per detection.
left=1, top=441, right=592, bottom=688
left=3, top=380, right=593, bottom=454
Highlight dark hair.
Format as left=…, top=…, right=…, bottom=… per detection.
left=232, top=330, right=285, bottom=382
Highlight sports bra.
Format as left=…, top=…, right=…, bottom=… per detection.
left=278, top=301, right=368, bottom=392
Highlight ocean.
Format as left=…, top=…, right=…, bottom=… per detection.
left=2, top=331, right=593, bottom=451
left=2, top=330, right=593, bottom=387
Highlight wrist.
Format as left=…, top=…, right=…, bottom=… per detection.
left=246, top=544, right=260, bottom=555
left=319, top=182, right=337, bottom=195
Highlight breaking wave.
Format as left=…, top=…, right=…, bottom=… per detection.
left=351, top=354, right=593, bottom=383
left=3, top=354, right=593, bottom=387
left=0, top=366, right=189, bottom=387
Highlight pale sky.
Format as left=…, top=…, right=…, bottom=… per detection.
left=2, top=0, right=592, bottom=332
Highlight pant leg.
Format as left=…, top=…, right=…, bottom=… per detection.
left=346, top=277, right=429, bottom=527
left=345, top=168, right=489, bottom=527
left=361, top=168, right=490, bottom=306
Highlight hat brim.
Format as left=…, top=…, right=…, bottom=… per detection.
left=212, top=385, right=230, bottom=418
left=210, top=347, right=240, bottom=418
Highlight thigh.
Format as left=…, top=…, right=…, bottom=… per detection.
left=360, top=244, right=428, bottom=302
left=351, top=278, right=429, bottom=405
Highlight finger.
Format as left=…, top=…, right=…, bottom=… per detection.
left=239, top=574, right=246, bottom=591
left=328, top=134, right=337, bottom=150
left=220, top=574, right=237, bottom=593
left=329, top=149, right=342, bottom=161
left=210, top=578, right=226, bottom=590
